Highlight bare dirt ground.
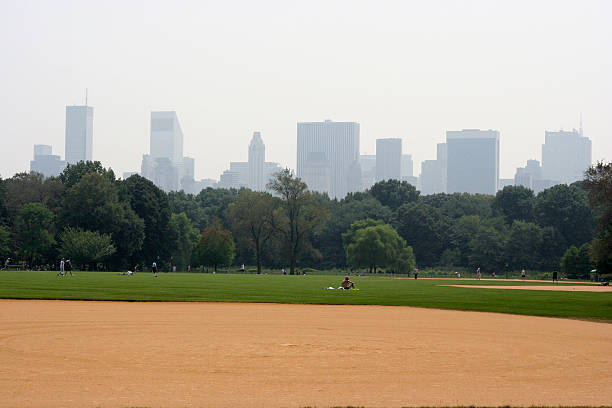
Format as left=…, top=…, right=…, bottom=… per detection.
left=442, top=284, right=612, bottom=292
left=1, top=300, right=611, bottom=408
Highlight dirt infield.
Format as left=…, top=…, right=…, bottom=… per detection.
left=443, top=284, right=612, bottom=292
left=1, top=300, right=611, bottom=407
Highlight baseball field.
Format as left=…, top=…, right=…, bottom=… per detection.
left=1, top=271, right=611, bottom=407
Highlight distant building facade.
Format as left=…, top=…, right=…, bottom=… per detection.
left=65, top=105, right=93, bottom=164
left=248, top=132, right=265, bottom=191
left=541, top=128, right=591, bottom=185
left=297, top=120, right=361, bottom=198
left=401, top=154, right=413, bottom=181
left=514, top=159, right=556, bottom=194
left=30, top=144, right=66, bottom=178
left=418, top=143, right=446, bottom=195
left=376, top=138, right=402, bottom=182
left=360, top=154, right=376, bottom=190
left=141, top=111, right=194, bottom=192
left=446, top=129, right=499, bottom=195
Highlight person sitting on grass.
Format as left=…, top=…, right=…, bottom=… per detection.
left=341, top=276, right=355, bottom=289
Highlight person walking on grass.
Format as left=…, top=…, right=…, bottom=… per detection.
left=65, top=259, right=73, bottom=277
left=552, top=270, right=558, bottom=283
left=414, top=268, right=419, bottom=279
left=476, top=267, right=481, bottom=280
left=521, top=268, right=526, bottom=280
left=152, top=261, right=158, bottom=277
left=58, top=257, right=65, bottom=277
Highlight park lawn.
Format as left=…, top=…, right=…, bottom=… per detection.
left=0, top=271, right=610, bottom=321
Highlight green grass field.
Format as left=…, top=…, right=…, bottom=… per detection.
left=1, top=271, right=610, bottom=321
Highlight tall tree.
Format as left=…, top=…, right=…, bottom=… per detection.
left=505, top=221, right=543, bottom=270
left=267, top=169, right=329, bottom=274
left=468, top=225, right=507, bottom=273
left=535, top=184, right=594, bottom=247
left=169, top=212, right=199, bottom=270
left=4, top=172, right=65, bottom=221
left=120, top=175, right=176, bottom=266
left=584, top=162, right=612, bottom=274
left=422, top=192, right=494, bottom=219
left=16, top=203, right=55, bottom=265
left=343, top=221, right=415, bottom=273
left=391, top=202, right=450, bottom=266
left=60, top=227, right=116, bottom=270
left=316, top=195, right=391, bottom=268
left=60, top=173, right=144, bottom=267
left=194, top=224, right=235, bottom=272
left=59, top=161, right=116, bottom=188
left=449, top=215, right=481, bottom=266
left=370, top=179, right=419, bottom=210
left=493, top=185, right=535, bottom=224
left=227, top=190, right=276, bottom=274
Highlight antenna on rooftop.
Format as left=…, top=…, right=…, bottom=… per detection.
left=579, top=112, right=583, bottom=136
left=85, top=88, right=88, bottom=106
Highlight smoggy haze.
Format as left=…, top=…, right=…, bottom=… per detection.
left=1, top=0, right=611, bottom=182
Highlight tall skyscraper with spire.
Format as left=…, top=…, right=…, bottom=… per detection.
left=248, top=131, right=265, bottom=191
left=65, top=104, right=93, bottom=164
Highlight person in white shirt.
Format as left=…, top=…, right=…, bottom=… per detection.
left=58, top=258, right=65, bottom=277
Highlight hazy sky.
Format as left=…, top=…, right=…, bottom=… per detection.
left=1, top=0, right=611, bottom=181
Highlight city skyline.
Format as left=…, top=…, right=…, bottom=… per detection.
left=2, top=1, right=610, bottom=183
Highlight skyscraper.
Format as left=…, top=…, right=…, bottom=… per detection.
left=541, top=128, right=591, bottom=185
left=30, top=144, right=66, bottom=178
left=360, top=154, right=376, bottom=190
left=297, top=120, right=360, bottom=199
left=150, top=111, right=183, bottom=163
left=141, top=111, right=192, bottom=192
left=65, top=105, right=93, bottom=164
left=401, top=154, right=413, bottom=180
left=248, top=131, right=265, bottom=191
left=446, top=129, right=499, bottom=195
left=376, top=138, right=402, bottom=182
left=418, top=143, right=446, bottom=195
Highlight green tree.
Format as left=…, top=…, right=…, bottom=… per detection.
left=440, top=248, right=461, bottom=266
left=493, top=185, right=535, bottom=224
left=370, top=179, right=419, bottom=210
left=535, top=184, right=594, bottom=247
left=505, top=221, right=543, bottom=270
left=3, top=172, right=65, bottom=221
left=560, top=245, right=579, bottom=278
left=60, top=173, right=144, bottom=267
left=0, top=225, right=11, bottom=261
left=227, top=190, right=276, bottom=274
left=391, top=202, right=450, bottom=266
left=560, top=244, right=592, bottom=279
left=168, top=190, right=208, bottom=230
left=316, top=194, right=392, bottom=268
left=584, top=161, right=612, bottom=274
left=538, top=226, right=568, bottom=271
left=468, top=225, right=507, bottom=273
left=16, top=203, right=55, bottom=265
left=194, top=225, right=235, bottom=272
left=60, top=227, right=116, bottom=270
left=449, top=215, right=481, bottom=266
left=59, top=161, right=116, bottom=188
left=196, top=187, right=241, bottom=228
left=169, top=212, right=199, bottom=270
left=267, top=169, right=329, bottom=274
left=119, top=175, right=176, bottom=266
left=422, top=193, right=493, bottom=219
left=343, top=222, right=415, bottom=273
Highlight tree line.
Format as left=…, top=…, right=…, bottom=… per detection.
left=0, top=161, right=610, bottom=278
